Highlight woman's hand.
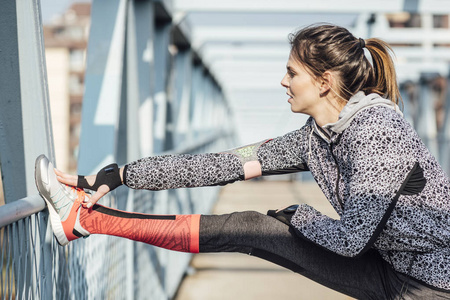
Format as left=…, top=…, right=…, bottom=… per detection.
left=54, top=169, right=112, bottom=208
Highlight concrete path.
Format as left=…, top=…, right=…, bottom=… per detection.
left=175, top=180, right=355, bottom=300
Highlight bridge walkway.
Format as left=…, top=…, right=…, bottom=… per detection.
left=175, top=180, right=354, bottom=300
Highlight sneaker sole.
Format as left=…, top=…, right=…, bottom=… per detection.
left=35, top=155, right=70, bottom=246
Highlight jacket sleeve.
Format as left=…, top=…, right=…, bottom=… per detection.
left=124, top=126, right=310, bottom=191
left=257, top=127, right=310, bottom=176
left=124, top=152, right=244, bottom=190
left=291, top=113, right=420, bottom=257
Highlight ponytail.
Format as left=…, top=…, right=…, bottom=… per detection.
left=365, top=39, right=402, bottom=106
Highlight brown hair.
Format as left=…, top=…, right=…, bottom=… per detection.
left=289, top=24, right=401, bottom=105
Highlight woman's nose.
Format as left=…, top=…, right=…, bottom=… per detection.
left=281, top=74, right=289, bottom=88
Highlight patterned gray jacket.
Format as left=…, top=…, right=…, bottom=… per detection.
left=124, top=92, right=450, bottom=291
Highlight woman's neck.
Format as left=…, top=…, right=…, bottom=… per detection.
left=311, top=97, right=346, bottom=127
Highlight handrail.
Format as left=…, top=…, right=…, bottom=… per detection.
left=0, top=194, right=45, bottom=228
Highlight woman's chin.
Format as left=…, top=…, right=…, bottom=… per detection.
left=289, top=105, right=303, bottom=114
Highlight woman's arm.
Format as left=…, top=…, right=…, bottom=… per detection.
left=57, top=124, right=311, bottom=207
left=125, top=126, right=310, bottom=190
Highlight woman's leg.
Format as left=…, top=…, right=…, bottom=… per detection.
left=41, top=185, right=445, bottom=300
left=199, top=211, right=448, bottom=300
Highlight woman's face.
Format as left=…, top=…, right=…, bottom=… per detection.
left=281, top=55, right=321, bottom=115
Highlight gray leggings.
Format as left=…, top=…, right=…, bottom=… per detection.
left=199, top=211, right=450, bottom=300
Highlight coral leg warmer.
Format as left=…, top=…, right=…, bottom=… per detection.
left=79, top=204, right=200, bottom=253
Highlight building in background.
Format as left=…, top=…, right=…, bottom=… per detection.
left=44, top=3, right=90, bottom=173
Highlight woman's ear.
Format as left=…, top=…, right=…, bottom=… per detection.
left=319, top=71, right=333, bottom=97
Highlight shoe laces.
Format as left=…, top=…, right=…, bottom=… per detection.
left=52, top=185, right=89, bottom=219
left=70, top=186, right=92, bottom=208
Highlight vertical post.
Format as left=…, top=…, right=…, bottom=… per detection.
left=439, top=68, right=450, bottom=174
left=0, top=1, right=57, bottom=299
left=0, top=0, right=26, bottom=204
left=153, top=16, right=172, bottom=153
left=172, top=49, right=193, bottom=148
left=15, top=0, right=55, bottom=184
left=123, top=2, right=137, bottom=299
left=417, top=73, right=439, bottom=159
left=0, top=0, right=53, bottom=202
left=132, top=0, right=156, bottom=158
left=399, top=82, right=414, bottom=126
left=190, top=64, right=204, bottom=140
left=78, top=0, right=127, bottom=174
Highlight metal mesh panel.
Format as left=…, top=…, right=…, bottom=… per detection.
left=0, top=194, right=132, bottom=300
left=0, top=212, right=71, bottom=300
left=1, top=226, right=16, bottom=299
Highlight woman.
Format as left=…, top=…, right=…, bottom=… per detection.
left=35, top=24, right=450, bottom=299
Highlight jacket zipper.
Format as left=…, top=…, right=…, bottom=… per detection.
left=330, top=141, right=344, bottom=211
left=311, top=126, right=344, bottom=211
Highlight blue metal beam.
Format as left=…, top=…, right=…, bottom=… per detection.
left=78, top=0, right=127, bottom=174
left=153, top=19, right=172, bottom=153
left=0, top=0, right=27, bottom=203
left=417, top=73, right=439, bottom=159
left=0, top=0, right=55, bottom=201
left=439, top=70, right=450, bottom=173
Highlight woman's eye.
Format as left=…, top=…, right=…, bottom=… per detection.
left=288, top=71, right=295, bottom=78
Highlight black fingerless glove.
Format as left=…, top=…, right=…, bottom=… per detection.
left=267, top=204, right=299, bottom=226
left=77, top=163, right=122, bottom=191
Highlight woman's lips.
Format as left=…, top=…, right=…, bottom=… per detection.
left=286, top=93, right=293, bottom=102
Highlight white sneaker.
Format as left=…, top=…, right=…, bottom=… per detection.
left=35, top=154, right=90, bottom=245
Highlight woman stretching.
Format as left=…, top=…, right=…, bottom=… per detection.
left=35, top=24, right=450, bottom=299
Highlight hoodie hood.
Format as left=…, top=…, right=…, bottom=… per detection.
left=312, top=92, right=403, bottom=143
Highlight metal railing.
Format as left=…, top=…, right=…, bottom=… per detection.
left=0, top=128, right=233, bottom=300
left=1, top=198, right=70, bottom=300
